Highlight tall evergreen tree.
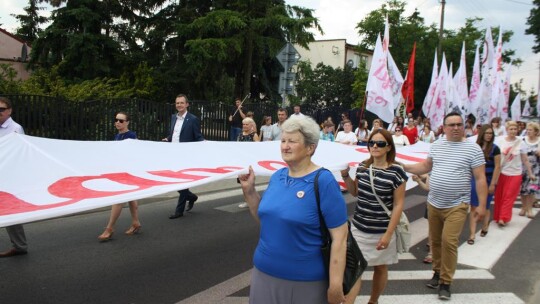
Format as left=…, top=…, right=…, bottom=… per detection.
left=11, top=0, right=48, bottom=43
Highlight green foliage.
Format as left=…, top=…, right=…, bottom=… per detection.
left=294, top=61, right=357, bottom=109
left=11, top=0, right=48, bottom=43
left=526, top=0, right=540, bottom=53
left=352, top=60, right=369, bottom=109
left=0, top=64, right=23, bottom=93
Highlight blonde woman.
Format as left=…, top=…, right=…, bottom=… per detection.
left=519, top=122, right=540, bottom=218
left=494, top=121, right=535, bottom=226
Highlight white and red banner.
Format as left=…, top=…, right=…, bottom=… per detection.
left=366, top=35, right=395, bottom=123
left=0, top=134, right=430, bottom=227
left=422, top=49, right=438, bottom=117
left=511, top=93, right=522, bottom=122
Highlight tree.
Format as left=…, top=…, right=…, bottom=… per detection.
left=526, top=0, right=540, bottom=53
left=11, top=0, right=48, bottom=43
left=293, top=61, right=357, bottom=109
left=178, top=1, right=322, bottom=100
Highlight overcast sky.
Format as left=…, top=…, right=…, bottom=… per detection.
left=1, top=0, right=538, bottom=96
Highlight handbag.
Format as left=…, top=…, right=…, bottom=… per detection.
left=314, top=169, right=367, bottom=295
left=368, top=165, right=411, bottom=253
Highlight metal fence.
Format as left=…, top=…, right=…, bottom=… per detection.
left=2, top=95, right=366, bottom=141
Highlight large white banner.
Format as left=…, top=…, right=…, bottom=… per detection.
left=0, top=134, right=429, bottom=227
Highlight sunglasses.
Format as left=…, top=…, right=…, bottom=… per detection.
left=0, top=107, right=8, bottom=112
left=395, top=129, right=402, bottom=132
left=368, top=140, right=389, bottom=148
left=115, top=119, right=126, bottom=123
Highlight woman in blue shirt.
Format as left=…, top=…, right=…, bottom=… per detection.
left=239, top=116, right=351, bottom=304
left=98, top=112, right=142, bottom=241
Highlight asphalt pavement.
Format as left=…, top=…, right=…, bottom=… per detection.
left=1, top=179, right=540, bottom=304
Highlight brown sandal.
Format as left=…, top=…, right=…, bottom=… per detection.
left=98, top=227, right=114, bottom=242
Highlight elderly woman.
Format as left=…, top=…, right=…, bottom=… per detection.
left=341, top=129, right=407, bottom=304
left=98, top=112, right=141, bottom=241
left=239, top=116, right=351, bottom=304
left=519, top=122, right=540, bottom=218
left=494, top=121, right=535, bottom=226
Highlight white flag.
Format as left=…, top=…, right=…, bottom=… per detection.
left=428, top=53, right=449, bottom=129
left=454, top=42, right=469, bottom=115
left=522, top=99, right=531, bottom=117
left=469, top=44, right=481, bottom=117
left=366, top=35, right=395, bottom=123
left=422, top=49, right=438, bottom=117
left=499, top=68, right=511, bottom=121
left=388, top=51, right=404, bottom=110
left=511, top=93, right=521, bottom=122
left=477, top=28, right=496, bottom=125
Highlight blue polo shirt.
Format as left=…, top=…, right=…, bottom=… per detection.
left=254, top=168, right=348, bottom=281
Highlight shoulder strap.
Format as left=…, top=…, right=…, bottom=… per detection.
left=314, top=169, right=331, bottom=244
left=369, top=165, right=392, bottom=218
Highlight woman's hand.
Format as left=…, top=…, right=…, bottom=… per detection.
left=488, top=183, right=496, bottom=195
left=238, top=166, right=256, bottom=191
left=327, top=284, right=345, bottom=304
left=340, top=168, right=350, bottom=178
left=376, top=233, right=391, bottom=250
left=411, top=175, right=419, bottom=182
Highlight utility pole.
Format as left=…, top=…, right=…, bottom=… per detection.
left=438, top=0, right=446, bottom=59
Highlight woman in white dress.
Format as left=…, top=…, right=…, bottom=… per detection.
left=391, top=127, right=410, bottom=147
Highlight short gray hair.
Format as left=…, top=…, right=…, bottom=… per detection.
left=281, top=116, right=320, bottom=147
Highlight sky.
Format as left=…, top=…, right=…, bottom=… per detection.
left=1, top=0, right=538, bottom=96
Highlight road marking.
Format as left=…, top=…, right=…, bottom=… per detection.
left=175, top=269, right=252, bottom=304
left=204, top=292, right=524, bottom=304
left=361, top=269, right=494, bottom=281
left=352, top=293, right=524, bottom=304
left=458, top=208, right=537, bottom=270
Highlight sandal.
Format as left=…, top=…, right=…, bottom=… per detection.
left=519, top=209, right=526, bottom=216
left=467, top=238, right=475, bottom=245
left=533, top=203, right=540, bottom=208
left=125, top=224, right=142, bottom=235
left=98, top=227, right=114, bottom=242
left=423, top=253, right=433, bottom=264
left=480, top=229, right=488, bottom=237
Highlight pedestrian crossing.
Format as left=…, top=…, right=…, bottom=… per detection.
left=179, top=204, right=537, bottom=304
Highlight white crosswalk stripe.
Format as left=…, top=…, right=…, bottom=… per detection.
left=187, top=206, right=533, bottom=303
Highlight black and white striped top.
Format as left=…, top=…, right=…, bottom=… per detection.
left=427, top=138, right=485, bottom=208
left=352, top=163, right=407, bottom=234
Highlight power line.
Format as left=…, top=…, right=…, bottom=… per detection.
left=504, top=0, right=534, bottom=6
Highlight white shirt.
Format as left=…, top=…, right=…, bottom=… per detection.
left=171, top=112, right=186, bottom=143
left=392, top=134, right=410, bottom=147
left=0, top=117, right=24, bottom=138
left=335, top=131, right=358, bottom=145
left=496, top=137, right=527, bottom=176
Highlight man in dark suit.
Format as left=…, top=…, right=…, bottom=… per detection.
left=163, top=94, right=204, bottom=219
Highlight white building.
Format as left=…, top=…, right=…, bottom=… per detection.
left=0, top=28, right=32, bottom=80
left=294, top=39, right=373, bottom=71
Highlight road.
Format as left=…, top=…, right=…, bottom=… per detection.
left=0, top=187, right=539, bottom=304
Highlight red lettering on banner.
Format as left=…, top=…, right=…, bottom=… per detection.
left=258, top=161, right=287, bottom=171
left=1, top=166, right=245, bottom=217
left=0, top=191, right=74, bottom=215
left=395, top=152, right=427, bottom=162
left=48, top=173, right=175, bottom=200
left=149, top=166, right=242, bottom=180
left=355, top=147, right=369, bottom=153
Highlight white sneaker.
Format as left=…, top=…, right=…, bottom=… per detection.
left=238, top=202, right=249, bottom=208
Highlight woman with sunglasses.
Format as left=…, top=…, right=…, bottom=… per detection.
left=341, top=129, right=407, bottom=304
left=391, top=127, right=410, bottom=148
left=98, top=112, right=141, bottom=241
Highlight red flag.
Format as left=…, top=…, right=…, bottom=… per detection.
left=402, top=43, right=416, bottom=114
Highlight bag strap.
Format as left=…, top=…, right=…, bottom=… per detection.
left=368, top=165, right=392, bottom=218
left=314, top=169, right=331, bottom=244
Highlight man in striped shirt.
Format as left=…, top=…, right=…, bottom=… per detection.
left=403, top=112, right=488, bottom=300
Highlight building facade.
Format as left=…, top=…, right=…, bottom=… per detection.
left=0, top=28, right=32, bottom=80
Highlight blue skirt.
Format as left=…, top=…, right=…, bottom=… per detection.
left=470, top=177, right=493, bottom=208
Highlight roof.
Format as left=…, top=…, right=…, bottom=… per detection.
left=0, top=28, right=28, bottom=45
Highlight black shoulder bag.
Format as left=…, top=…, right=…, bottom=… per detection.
left=314, top=169, right=367, bottom=295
